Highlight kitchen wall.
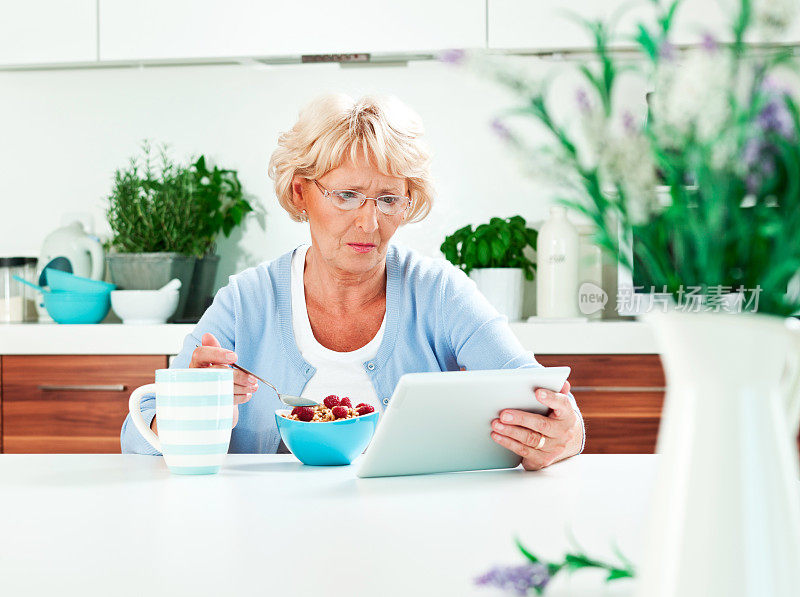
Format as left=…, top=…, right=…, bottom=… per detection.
left=0, top=56, right=661, bottom=308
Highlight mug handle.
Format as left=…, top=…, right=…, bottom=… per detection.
left=128, top=383, right=162, bottom=453
left=782, top=320, right=800, bottom=437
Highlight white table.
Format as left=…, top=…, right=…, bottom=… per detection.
left=0, top=454, right=656, bottom=596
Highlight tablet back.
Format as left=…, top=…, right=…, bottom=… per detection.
left=356, top=367, right=570, bottom=478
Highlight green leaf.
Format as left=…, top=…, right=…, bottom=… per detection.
left=509, top=215, right=526, bottom=228
left=606, top=569, right=634, bottom=581
left=477, top=240, right=491, bottom=266
left=490, top=238, right=505, bottom=261
left=498, top=227, right=511, bottom=248
left=514, top=537, right=541, bottom=564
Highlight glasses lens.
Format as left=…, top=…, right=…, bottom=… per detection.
left=331, top=190, right=364, bottom=210
left=376, top=196, right=409, bottom=215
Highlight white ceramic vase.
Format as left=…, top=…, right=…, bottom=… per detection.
left=469, top=268, right=524, bottom=321
left=636, top=311, right=800, bottom=597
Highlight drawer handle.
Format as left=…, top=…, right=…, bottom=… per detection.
left=570, top=386, right=666, bottom=392
left=38, top=384, right=127, bottom=392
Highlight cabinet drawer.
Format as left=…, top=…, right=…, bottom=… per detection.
left=537, top=355, right=665, bottom=454
left=535, top=354, right=666, bottom=389
left=2, top=355, right=167, bottom=453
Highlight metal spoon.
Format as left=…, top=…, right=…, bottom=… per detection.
left=194, top=344, right=317, bottom=407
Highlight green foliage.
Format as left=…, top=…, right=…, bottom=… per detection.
left=440, top=216, right=538, bottom=280
left=189, top=155, right=253, bottom=250
left=105, top=142, right=253, bottom=257
left=472, top=0, right=800, bottom=317
left=515, top=535, right=635, bottom=593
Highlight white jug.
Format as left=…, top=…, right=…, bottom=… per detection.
left=636, top=311, right=800, bottom=597
left=39, top=221, right=104, bottom=281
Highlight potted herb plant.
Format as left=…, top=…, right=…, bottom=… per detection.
left=105, top=143, right=255, bottom=322
left=181, top=155, right=253, bottom=322
left=105, top=142, right=205, bottom=321
left=447, top=0, right=800, bottom=594
left=440, top=215, right=538, bottom=320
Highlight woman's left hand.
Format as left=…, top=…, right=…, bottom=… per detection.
left=490, top=380, right=583, bottom=471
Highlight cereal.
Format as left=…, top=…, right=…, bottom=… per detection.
left=282, top=401, right=373, bottom=422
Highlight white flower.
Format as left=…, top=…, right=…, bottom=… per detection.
left=200, top=176, right=210, bottom=185
left=754, top=0, right=798, bottom=37
left=599, top=131, right=659, bottom=225
left=649, top=48, right=733, bottom=146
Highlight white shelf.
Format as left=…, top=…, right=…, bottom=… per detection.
left=0, top=320, right=656, bottom=355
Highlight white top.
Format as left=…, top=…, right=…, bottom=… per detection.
left=291, top=244, right=385, bottom=409
left=0, top=454, right=653, bottom=596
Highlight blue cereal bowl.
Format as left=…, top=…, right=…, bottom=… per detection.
left=275, top=409, right=379, bottom=466
left=44, top=290, right=111, bottom=324
left=45, top=268, right=116, bottom=293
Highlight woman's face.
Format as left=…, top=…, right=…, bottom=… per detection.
left=292, top=157, right=408, bottom=276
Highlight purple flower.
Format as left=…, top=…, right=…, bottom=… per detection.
left=758, top=95, right=795, bottom=139
left=439, top=48, right=466, bottom=65
left=659, top=40, right=676, bottom=61
left=622, top=111, right=637, bottom=135
left=475, top=563, right=550, bottom=595
left=701, top=32, right=718, bottom=52
left=491, top=117, right=513, bottom=142
left=576, top=88, right=592, bottom=114
left=742, top=138, right=762, bottom=167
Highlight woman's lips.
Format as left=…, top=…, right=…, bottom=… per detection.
left=347, top=243, right=376, bottom=253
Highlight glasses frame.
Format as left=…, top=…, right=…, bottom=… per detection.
left=312, top=179, right=412, bottom=216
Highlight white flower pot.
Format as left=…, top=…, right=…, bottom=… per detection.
left=635, top=311, right=800, bottom=597
left=469, top=268, right=525, bottom=321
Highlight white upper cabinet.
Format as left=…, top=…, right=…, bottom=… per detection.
left=0, top=0, right=97, bottom=65
left=98, top=0, right=486, bottom=61
left=488, top=0, right=800, bottom=52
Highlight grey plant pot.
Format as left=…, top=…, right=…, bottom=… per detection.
left=106, top=252, right=196, bottom=322
left=180, top=253, right=220, bottom=323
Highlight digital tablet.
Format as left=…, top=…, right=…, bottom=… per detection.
left=356, top=366, right=571, bottom=478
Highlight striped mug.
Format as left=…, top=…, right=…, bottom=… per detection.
left=128, top=368, right=234, bottom=475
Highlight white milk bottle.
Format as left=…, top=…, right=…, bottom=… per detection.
left=536, top=206, right=579, bottom=317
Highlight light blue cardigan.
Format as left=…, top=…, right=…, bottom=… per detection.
left=121, top=244, right=584, bottom=455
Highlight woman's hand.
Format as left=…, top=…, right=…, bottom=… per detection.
left=490, top=380, right=583, bottom=471
left=189, top=332, right=257, bottom=428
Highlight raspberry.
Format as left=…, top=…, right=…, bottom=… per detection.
left=355, top=403, right=368, bottom=409
left=294, top=406, right=314, bottom=422
left=339, top=397, right=352, bottom=408
left=331, top=405, right=349, bottom=419
left=323, top=395, right=340, bottom=408
left=356, top=404, right=375, bottom=416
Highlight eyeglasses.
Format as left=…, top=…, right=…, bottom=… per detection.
left=312, top=180, right=411, bottom=216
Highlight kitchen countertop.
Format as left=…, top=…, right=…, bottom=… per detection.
left=0, top=453, right=652, bottom=596
left=0, top=320, right=657, bottom=355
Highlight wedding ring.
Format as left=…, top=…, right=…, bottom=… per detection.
left=535, top=434, right=546, bottom=450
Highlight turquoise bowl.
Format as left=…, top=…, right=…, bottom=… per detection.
left=45, top=268, right=116, bottom=293
left=275, top=409, right=379, bottom=466
left=44, top=290, right=111, bottom=324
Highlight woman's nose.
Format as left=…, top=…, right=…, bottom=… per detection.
left=354, top=198, right=379, bottom=232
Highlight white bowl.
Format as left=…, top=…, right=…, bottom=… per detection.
left=110, top=290, right=179, bottom=325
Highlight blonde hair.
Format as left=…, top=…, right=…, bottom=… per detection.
left=268, top=93, right=434, bottom=224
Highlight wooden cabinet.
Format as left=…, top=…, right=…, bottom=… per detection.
left=98, top=0, right=486, bottom=62
left=539, top=354, right=800, bottom=457
left=0, top=0, right=97, bottom=66
left=1, top=355, right=166, bottom=453
left=536, top=354, right=666, bottom=454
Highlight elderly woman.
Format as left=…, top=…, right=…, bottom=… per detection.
left=121, top=93, right=584, bottom=470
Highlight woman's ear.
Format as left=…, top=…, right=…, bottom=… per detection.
left=291, top=175, right=307, bottom=214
